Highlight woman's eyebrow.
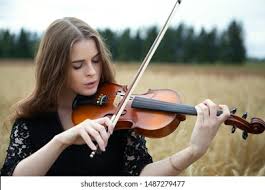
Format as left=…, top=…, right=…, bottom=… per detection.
left=92, top=52, right=100, bottom=59
left=71, top=59, right=84, bottom=63
left=71, top=53, right=100, bottom=63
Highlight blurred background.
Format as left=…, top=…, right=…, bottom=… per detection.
left=1, top=0, right=265, bottom=61
left=0, top=0, right=264, bottom=175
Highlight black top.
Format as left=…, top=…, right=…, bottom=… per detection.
left=0, top=112, right=153, bottom=176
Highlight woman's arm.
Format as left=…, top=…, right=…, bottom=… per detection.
left=12, top=136, right=67, bottom=176
left=12, top=117, right=114, bottom=176
left=140, top=146, right=200, bottom=176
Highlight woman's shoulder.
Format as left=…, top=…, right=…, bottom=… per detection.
left=13, top=117, right=30, bottom=125
left=12, top=112, right=57, bottom=132
left=11, top=112, right=60, bottom=148
left=9, top=117, right=36, bottom=140
left=12, top=117, right=31, bottom=131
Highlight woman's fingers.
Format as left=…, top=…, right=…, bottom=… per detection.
left=61, top=117, right=114, bottom=150
left=217, top=104, right=230, bottom=122
left=94, top=117, right=114, bottom=135
left=197, top=99, right=230, bottom=127
left=79, top=128, right=97, bottom=150
left=203, top=99, right=218, bottom=119
left=84, top=125, right=106, bottom=151
left=89, top=121, right=109, bottom=146
left=77, top=117, right=115, bottom=152
left=199, top=102, right=210, bottom=124
left=195, top=104, right=204, bottom=125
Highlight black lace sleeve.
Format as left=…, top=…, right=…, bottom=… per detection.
left=0, top=119, right=32, bottom=176
left=121, top=130, right=153, bottom=176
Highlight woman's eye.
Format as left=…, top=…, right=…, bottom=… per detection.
left=73, top=63, right=82, bottom=69
left=92, top=59, right=100, bottom=63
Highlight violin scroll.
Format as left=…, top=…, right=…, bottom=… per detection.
left=224, top=108, right=265, bottom=140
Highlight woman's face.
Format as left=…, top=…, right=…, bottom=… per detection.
left=67, top=38, right=102, bottom=96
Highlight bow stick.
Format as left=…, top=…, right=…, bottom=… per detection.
left=111, top=0, right=182, bottom=126
left=90, top=0, right=182, bottom=158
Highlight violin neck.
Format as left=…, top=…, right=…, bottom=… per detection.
left=132, top=96, right=223, bottom=116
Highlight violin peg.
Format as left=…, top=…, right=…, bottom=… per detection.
left=242, top=130, right=248, bottom=140
left=231, top=126, right=236, bottom=133
left=230, top=108, right=237, bottom=114
left=242, top=112, right=248, bottom=119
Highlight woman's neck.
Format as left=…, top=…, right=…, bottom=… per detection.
left=58, top=88, right=76, bottom=111
left=56, top=88, right=77, bottom=130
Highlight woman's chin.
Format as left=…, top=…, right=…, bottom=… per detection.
left=79, top=87, right=98, bottom=96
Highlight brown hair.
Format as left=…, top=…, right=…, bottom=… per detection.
left=9, top=17, right=116, bottom=122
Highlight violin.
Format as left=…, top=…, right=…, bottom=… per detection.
left=72, top=0, right=265, bottom=157
left=72, top=82, right=265, bottom=140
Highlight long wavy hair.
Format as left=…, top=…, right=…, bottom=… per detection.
left=9, top=17, right=116, bottom=122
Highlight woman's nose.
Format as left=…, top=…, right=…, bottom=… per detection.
left=84, top=62, right=96, bottom=76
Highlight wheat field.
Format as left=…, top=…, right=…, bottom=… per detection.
left=0, top=60, right=264, bottom=175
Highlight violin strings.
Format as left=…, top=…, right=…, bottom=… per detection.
left=91, top=95, right=197, bottom=115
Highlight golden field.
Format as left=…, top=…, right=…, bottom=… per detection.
left=0, top=59, right=264, bottom=175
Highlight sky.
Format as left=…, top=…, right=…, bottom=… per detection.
left=0, top=0, right=265, bottom=58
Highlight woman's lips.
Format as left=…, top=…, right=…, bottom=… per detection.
left=84, top=81, right=97, bottom=88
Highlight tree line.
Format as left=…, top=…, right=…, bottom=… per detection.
left=0, top=20, right=246, bottom=63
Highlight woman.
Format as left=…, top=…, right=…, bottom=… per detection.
left=0, top=17, right=230, bottom=176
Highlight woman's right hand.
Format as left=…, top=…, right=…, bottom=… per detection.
left=54, top=117, right=114, bottom=152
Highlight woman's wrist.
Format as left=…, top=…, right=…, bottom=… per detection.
left=168, top=146, right=202, bottom=174
left=52, top=135, right=69, bottom=151
left=188, top=144, right=206, bottom=160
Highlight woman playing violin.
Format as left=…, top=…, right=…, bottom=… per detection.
left=0, top=17, right=230, bottom=176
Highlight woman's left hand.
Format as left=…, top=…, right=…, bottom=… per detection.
left=189, top=99, right=230, bottom=158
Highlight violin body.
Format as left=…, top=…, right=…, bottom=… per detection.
left=72, top=82, right=186, bottom=138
